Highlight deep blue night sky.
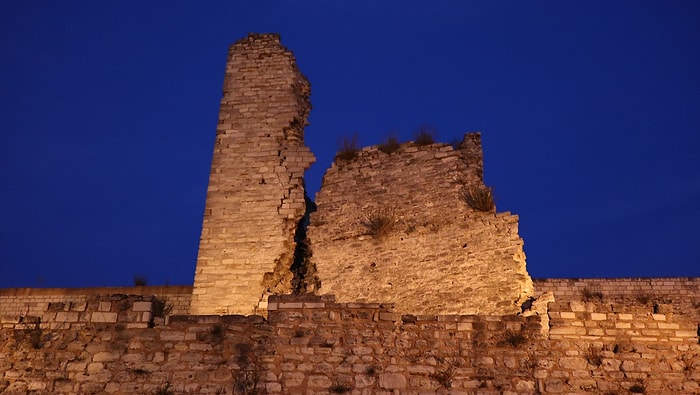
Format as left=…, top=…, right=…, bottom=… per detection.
left=1, top=2, right=699, bottom=288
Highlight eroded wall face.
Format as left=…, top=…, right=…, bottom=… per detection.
left=191, top=34, right=315, bottom=315
left=2, top=293, right=699, bottom=394
left=308, top=134, right=534, bottom=315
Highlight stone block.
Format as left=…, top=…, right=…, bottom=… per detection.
left=132, top=301, right=152, bottom=312
left=90, top=312, right=117, bottom=323
left=379, top=373, right=407, bottom=389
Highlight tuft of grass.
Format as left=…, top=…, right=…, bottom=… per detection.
left=581, top=287, right=604, bottom=302
left=133, top=275, right=148, bottom=286
left=636, top=293, right=651, bottom=305
left=414, top=127, right=436, bottom=145
left=361, top=209, right=395, bottom=239
left=152, top=296, right=173, bottom=318
left=629, top=383, right=646, bottom=393
left=26, top=320, right=43, bottom=349
left=430, top=366, right=456, bottom=388
left=584, top=345, right=603, bottom=367
left=154, top=382, right=174, bottom=395
left=329, top=382, right=352, bottom=393
left=504, top=330, right=527, bottom=347
left=365, top=365, right=378, bottom=376
left=460, top=185, right=495, bottom=212
left=210, top=324, right=225, bottom=342
left=378, top=133, right=400, bottom=154
left=336, top=135, right=360, bottom=161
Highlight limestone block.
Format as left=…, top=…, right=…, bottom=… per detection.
left=90, top=312, right=117, bottom=323
left=379, top=373, right=407, bottom=389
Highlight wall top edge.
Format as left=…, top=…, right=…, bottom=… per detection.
left=0, top=285, right=193, bottom=296
left=533, top=277, right=700, bottom=282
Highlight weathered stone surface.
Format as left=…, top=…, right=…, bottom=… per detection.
left=191, top=33, right=315, bottom=315
left=308, top=135, right=534, bottom=315
left=379, top=373, right=407, bottom=389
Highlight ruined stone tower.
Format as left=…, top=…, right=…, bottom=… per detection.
left=308, top=134, right=535, bottom=315
left=190, top=34, right=315, bottom=315
left=191, top=33, right=534, bottom=317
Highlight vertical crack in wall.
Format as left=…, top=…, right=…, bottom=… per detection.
left=291, top=191, right=319, bottom=294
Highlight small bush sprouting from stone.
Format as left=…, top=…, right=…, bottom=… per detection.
left=336, top=135, right=360, bottom=161
left=152, top=296, right=173, bottom=318
left=636, top=293, right=651, bottom=305
left=584, top=345, right=603, bottom=367
left=414, top=127, right=436, bottom=146
left=210, top=324, right=225, bottom=342
left=236, top=342, right=253, bottom=364
left=154, top=382, right=174, bottom=395
left=293, top=329, right=305, bottom=338
left=378, top=133, right=400, bottom=154
left=429, top=366, right=456, bottom=388
left=329, top=382, right=352, bottom=393
left=365, top=365, right=378, bottom=376
left=361, top=209, right=395, bottom=239
left=27, top=320, right=43, bottom=349
left=460, top=185, right=495, bottom=212
left=504, top=330, right=527, bottom=347
left=132, top=367, right=150, bottom=376
left=133, top=275, right=148, bottom=286
left=629, top=383, right=646, bottom=393
left=581, top=288, right=604, bottom=302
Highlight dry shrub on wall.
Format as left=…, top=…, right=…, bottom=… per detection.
left=460, top=185, right=495, bottom=212
left=378, top=132, right=400, bottom=154
left=581, top=287, right=604, bottom=302
left=361, top=208, right=395, bottom=239
left=336, top=135, right=360, bottom=161
left=414, top=126, right=436, bottom=146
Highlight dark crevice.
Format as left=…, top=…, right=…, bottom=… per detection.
left=291, top=186, right=318, bottom=294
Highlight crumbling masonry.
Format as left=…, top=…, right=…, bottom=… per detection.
left=1, top=34, right=697, bottom=394
left=192, top=33, right=534, bottom=316
left=190, top=34, right=315, bottom=315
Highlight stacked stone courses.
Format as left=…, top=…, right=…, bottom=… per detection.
left=308, top=134, right=535, bottom=315
left=191, top=33, right=315, bottom=316
left=0, top=286, right=192, bottom=318
left=1, top=294, right=698, bottom=394
left=2, top=33, right=700, bottom=394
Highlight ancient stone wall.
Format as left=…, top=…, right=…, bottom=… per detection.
left=535, top=277, right=700, bottom=301
left=0, top=286, right=192, bottom=318
left=307, top=134, right=534, bottom=315
left=1, top=293, right=698, bottom=394
left=191, top=33, right=315, bottom=315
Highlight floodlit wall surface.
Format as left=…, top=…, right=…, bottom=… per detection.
left=191, top=33, right=315, bottom=315
left=308, top=135, right=534, bottom=315
left=1, top=293, right=698, bottom=394
left=0, top=286, right=192, bottom=318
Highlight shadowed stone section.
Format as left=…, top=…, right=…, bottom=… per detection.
left=308, top=133, right=534, bottom=315
left=191, top=34, right=315, bottom=315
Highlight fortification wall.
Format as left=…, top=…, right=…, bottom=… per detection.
left=1, top=293, right=698, bottom=394
left=535, top=277, right=700, bottom=300
left=0, top=286, right=192, bottom=319
left=191, top=33, right=315, bottom=315
left=307, top=134, right=534, bottom=315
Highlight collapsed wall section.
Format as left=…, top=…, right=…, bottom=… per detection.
left=191, top=34, right=315, bottom=315
left=307, top=134, right=534, bottom=315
